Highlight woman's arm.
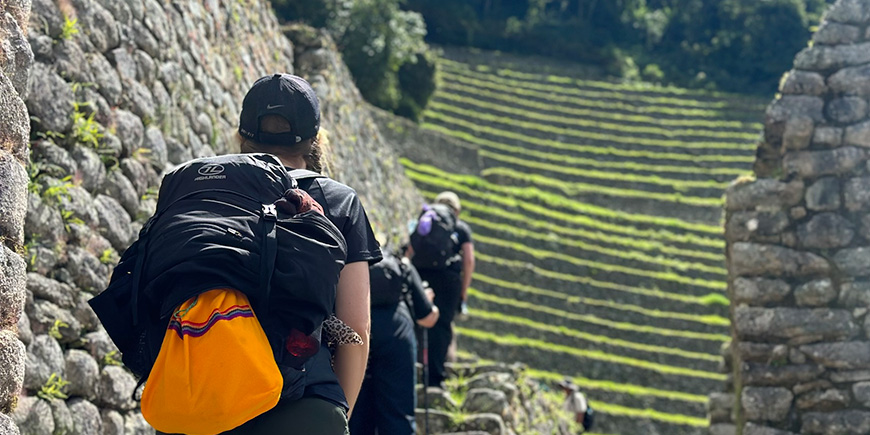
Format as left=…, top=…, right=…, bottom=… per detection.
left=460, top=242, right=475, bottom=302
left=332, top=261, right=371, bottom=416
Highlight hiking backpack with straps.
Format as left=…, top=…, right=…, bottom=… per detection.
left=369, top=253, right=408, bottom=307
left=88, top=153, right=347, bottom=434
left=410, top=203, right=459, bottom=270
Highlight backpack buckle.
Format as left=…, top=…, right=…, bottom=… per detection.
left=262, top=204, right=277, bottom=221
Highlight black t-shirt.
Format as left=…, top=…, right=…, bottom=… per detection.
left=292, top=171, right=382, bottom=410
left=446, top=219, right=473, bottom=274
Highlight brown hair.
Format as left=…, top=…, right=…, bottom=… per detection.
left=237, top=115, right=324, bottom=172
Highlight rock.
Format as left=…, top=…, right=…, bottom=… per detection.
left=166, top=136, right=193, bottom=165
left=813, top=127, right=843, bottom=148
left=94, top=194, right=133, bottom=251
left=826, top=0, right=870, bottom=24
left=797, top=213, right=854, bottom=249
left=0, top=245, right=26, bottom=329
left=417, top=386, right=458, bottom=411
left=826, top=97, right=867, bottom=124
left=726, top=179, right=804, bottom=211
left=25, top=334, right=64, bottom=391
left=457, top=413, right=505, bottom=435
left=0, top=412, right=19, bottom=435
left=834, top=247, right=870, bottom=277
left=732, top=278, right=791, bottom=305
left=101, top=169, right=140, bottom=219
left=65, top=246, right=108, bottom=294
left=68, top=398, right=103, bottom=434
left=26, top=64, right=74, bottom=133
left=800, top=342, right=870, bottom=369
left=71, top=145, right=108, bottom=192
left=794, top=279, right=837, bottom=307
left=796, top=388, right=850, bottom=411
left=845, top=121, right=870, bottom=148
left=780, top=71, right=826, bottom=96
left=853, top=382, right=870, bottom=407
left=730, top=243, right=830, bottom=277
left=101, top=409, right=125, bottom=435
left=0, top=330, right=25, bottom=413
left=463, top=388, right=509, bottom=417
left=710, top=423, right=737, bottom=435
left=741, top=363, right=825, bottom=387
left=17, top=312, right=32, bottom=346
left=766, top=96, right=825, bottom=123
left=794, top=380, right=832, bottom=395
left=726, top=212, right=789, bottom=243
left=143, top=126, right=168, bottom=169
left=813, top=22, right=862, bottom=45
left=99, top=366, right=137, bottom=411
left=123, top=411, right=152, bottom=434
left=794, top=42, right=870, bottom=71
left=741, top=387, right=793, bottom=422
left=0, top=153, right=28, bottom=246
left=65, top=349, right=100, bottom=400
left=805, top=178, right=841, bottom=211
left=829, top=64, right=870, bottom=97
left=744, top=423, right=797, bottom=435
left=11, top=396, right=54, bottom=435
left=29, top=299, right=81, bottom=344
left=844, top=177, right=870, bottom=211
left=802, top=410, right=870, bottom=434
left=83, top=329, right=119, bottom=361
left=707, top=393, right=734, bottom=424
left=466, top=372, right=517, bottom=402
left=414, top=409, right=454, bottom=434
left=30, top=140, right=77, bottom=178
left=782, top=116, right=814, bottom=151
left=119, top=158, right=150, bottom=197
left=47, top=397, right=74, bottom=435
left=831, top=370, right=870, bottom=383
left=782, top=147, right=867, bottom=178
left=734, top=307, right=856, bottom=343
left=113, top=109, right=145, bottom=157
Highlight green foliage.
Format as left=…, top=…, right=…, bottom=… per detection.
left=271, top=0, right=435, bottom=119
left=48, top=319, right=68, bottom=339
left=99, top=248, right=118, bottom=265
left=102, top=350, right=123, bottom=367
left=59, top=15, right=79, bottom=41
left=38, top=374, right=70, bottom=401
left=71, top=102, right=104, bottom=148
left=41, top=175, right=75, bottom=205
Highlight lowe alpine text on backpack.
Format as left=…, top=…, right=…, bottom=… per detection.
left=410, top=203, right=459, bottom=270
left=88, top=153, right=347, bottom=434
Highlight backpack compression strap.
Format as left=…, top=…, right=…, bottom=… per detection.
left=260, top=204, right=279, bottom=302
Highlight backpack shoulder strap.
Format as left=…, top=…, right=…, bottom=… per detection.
left=288, top=168, right=326, bottom=180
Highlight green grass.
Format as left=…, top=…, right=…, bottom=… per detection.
left=476, top=254, right=729, bottom=307
left=456, top=326, right=727, bottom=381
left=427, top=103, right=757, bottom=152
left=523, top=367, right=709, bottom=404
left=439, top=80, right=762, bottom=130
left=421, top=114, right=755, bottom=163
left=402, top=160, right=725, bottom=235
left=479, top=149, right=732, bottom=191
left=473, top=273, right=729, bottom=327
left=466, top=216, right=727, bottom=276
left=475, top=233, right=726, bottom=290
left=432, top=93, right=760, bottom=141
left=590, top=401, right=709, bottom=427
left=469, top=309, right=721, bottom=362
left=419, top=189, right=724, bottom=262
left=469, top=288, right=730, bottom=342
left=439, top=60, right=761, bottom=118
left=481, top=167, right=726, bottom=208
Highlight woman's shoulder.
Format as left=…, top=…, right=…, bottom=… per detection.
left=312, top=176, right=358, bottom=197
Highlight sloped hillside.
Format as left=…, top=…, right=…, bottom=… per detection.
left=394, top=48, right=768, bottom=434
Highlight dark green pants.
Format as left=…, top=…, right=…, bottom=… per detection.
left=156, top=398, right=349, bottom=435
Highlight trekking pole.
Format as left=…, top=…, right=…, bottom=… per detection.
left=422, top=326, right=429, bottom=435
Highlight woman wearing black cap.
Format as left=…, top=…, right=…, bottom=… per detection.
left=229, top=73, right=382, bottom=434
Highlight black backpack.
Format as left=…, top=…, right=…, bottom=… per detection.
left=88, top=154, right=347, bottom=398
left=410, top=203, right=458, bottom=270
left=369, top=254, right=407, bottom=307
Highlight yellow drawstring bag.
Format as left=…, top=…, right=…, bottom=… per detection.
left=141, top=288, right=282, bottom=435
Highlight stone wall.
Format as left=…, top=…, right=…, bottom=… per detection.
left=715, top=1, right=870, bottom=434
left=0, top=0, right=33, bottom=433
left=8, top=0, right=421, bottom=433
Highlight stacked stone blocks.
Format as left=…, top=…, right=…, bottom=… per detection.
left=717, top=1, right=870, bottom=434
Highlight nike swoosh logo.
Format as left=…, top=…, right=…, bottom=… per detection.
left=266, top=104, right=284, bottom=110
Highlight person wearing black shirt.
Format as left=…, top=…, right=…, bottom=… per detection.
left=230, top=73, right=382, bottom=434
left=349, top=252, right=439, bottom=434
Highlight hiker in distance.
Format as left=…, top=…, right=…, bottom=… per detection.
left=407, top=191, right=475, bottom=387
left=349, top=245, right=439, bottom=435
left=231, top=73, right=383, bottom=433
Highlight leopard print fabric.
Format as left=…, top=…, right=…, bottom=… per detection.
left=323, top=315, right=363, bottom=348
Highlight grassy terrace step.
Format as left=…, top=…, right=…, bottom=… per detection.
left=419, top=189, right=724, bottom=263
left=482, top=167, right=725, bottom=208
left=464, top=311, right=720, bottom=368
left=402, top=160, right=724, bottom=236
left=422, top=114, right=756, bottom=163
left=475, top=254, right=728, bottom=309
left=469, top=288, right=728, bottom=346
left=439, top=59, right=761, bottom=119
left=473, top=273, right=729, bottom=329
left=479, top=150, right=732, bottom=192
left=423, top=126, right=750, bottom=180
left=466, top=216, right=727, bottom=277
left=458, top=353, right=708, bottom=434
left=478, top=240, right=726, bottom=297
left=432, top=92, right=760, bottom=142
left=412, top=179, right=724, bottom=252
left=427, top=104, right=756, bottom=153
left=455, top=327, right=725, bottom=397
left=439, top=80, right=761, bottom=131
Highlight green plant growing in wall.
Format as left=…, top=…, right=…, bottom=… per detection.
left=71, top=102, right=103, bottom=148
left=41, top=175, right=75, bottom=204
left=48, top=319, right=69, bottom=339
left=37, top=374, right=70, bottom=401
left=59, top=15, right=79, bottom=41
left=102, top=350, right=123, bottom=367
left=99, top=248, right=118, bottom=265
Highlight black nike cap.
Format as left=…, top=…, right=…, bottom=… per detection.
left=238, top=73, right=321, bottom=145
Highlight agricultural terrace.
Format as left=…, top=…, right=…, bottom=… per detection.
left=401, top=48, right=766, bottom=435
